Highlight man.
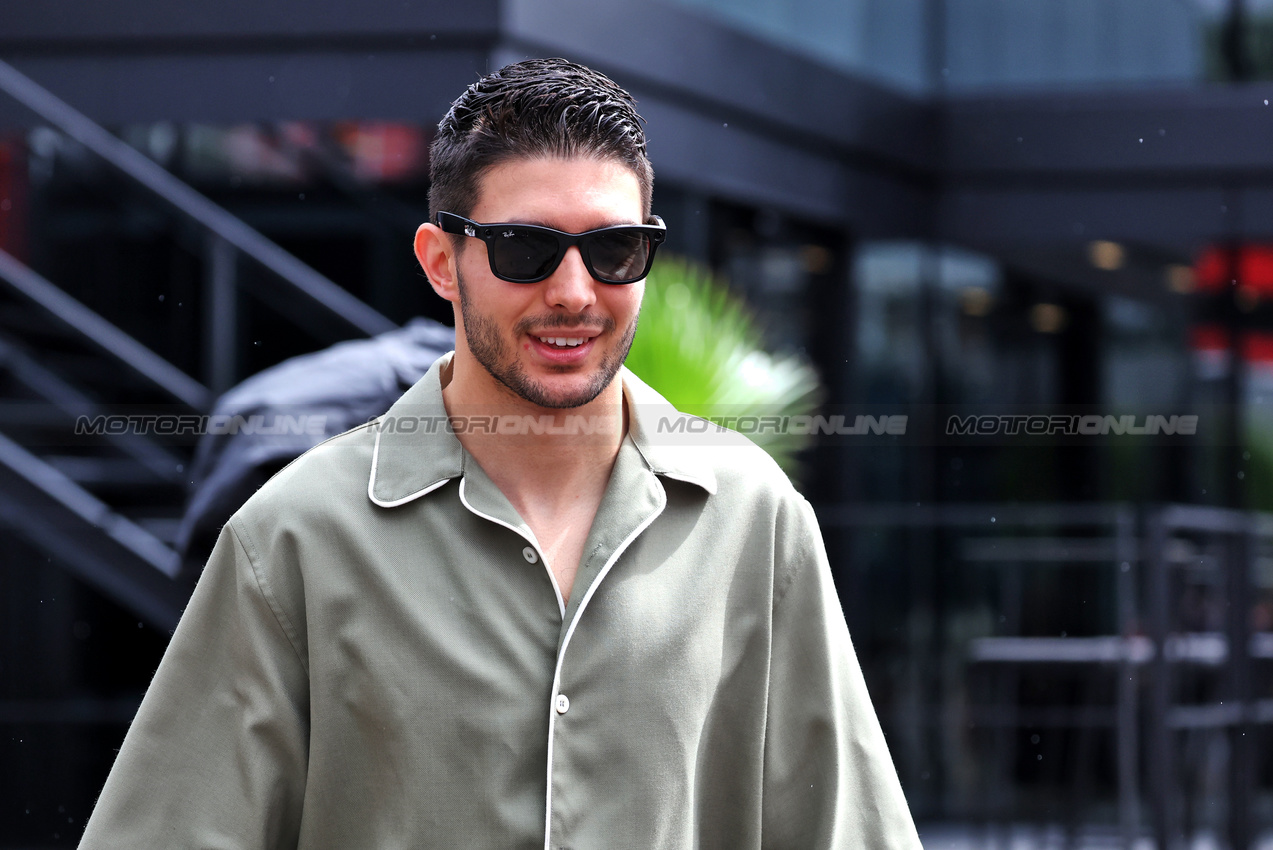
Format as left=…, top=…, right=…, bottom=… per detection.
left=80, top=58, right=920, bottom=849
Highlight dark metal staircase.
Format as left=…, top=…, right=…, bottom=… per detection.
left=0, top=59, right=399, bottom=629
left=0, top=59, right=423, bottom=845
left=0, top=248, right=195, bottom=628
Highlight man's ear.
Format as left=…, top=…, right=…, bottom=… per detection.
left=414, top=223, right=460, bottom=304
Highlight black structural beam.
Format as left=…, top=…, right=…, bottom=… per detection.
left=0, top=0, right=935, bottom=236
left=941, top=84, right=1273, bottom=254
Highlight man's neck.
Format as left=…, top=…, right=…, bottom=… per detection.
left=440, top=357, right=627, bottom=490
left=441, top=357, right=626, bottom=603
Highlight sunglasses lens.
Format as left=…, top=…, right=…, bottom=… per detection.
left=490, top=228, right=561, bottom=281
left=585, top=230, right=650, bottom=282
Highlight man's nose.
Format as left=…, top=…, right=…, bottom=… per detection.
left=543, top=246, right=597, bottom=312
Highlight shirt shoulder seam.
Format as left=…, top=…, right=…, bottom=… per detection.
left=271, top=420, right=377, bottom=482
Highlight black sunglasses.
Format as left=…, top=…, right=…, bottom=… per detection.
left=437, top=211, right=666, bottom=284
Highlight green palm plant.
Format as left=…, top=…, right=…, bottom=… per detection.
left=626, top=254, right=823, bottom=475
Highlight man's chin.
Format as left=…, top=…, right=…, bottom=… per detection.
left=513, top=377, right=613, bottom=410
left=471, top=335, right=630, bottom=411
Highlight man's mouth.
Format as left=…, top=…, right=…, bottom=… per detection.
left=536, top=336, right=588, bottom=348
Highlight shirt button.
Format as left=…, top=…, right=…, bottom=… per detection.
left=522, top=546, right=539, bottom=564
left=555, top=694, right=570, bottom=714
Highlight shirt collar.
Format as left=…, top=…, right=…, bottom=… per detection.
left=368, top=353, right=716, bottom=508
left=620, top=368, right=718, bottom=495
left=367, top=353, right=463, bottom=507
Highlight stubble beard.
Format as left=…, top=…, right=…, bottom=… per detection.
left=456, top=268, right=639, bottom=410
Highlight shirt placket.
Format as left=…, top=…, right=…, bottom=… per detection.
left=453, top=439, right=666, bottom=850
left=541, top=439, right=666, bottom=850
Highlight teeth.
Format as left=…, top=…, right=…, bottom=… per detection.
left=538, top=336, right=585, bottom=347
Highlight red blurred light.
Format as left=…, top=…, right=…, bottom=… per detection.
left=1189, top=324, right=1273, bottom=362
left=1195, top=245, right=1273, bottom=293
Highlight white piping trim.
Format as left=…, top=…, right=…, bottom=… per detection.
left=366, top=425, right=454, bottom=508
left=542, top=481, right=667, bottom=850
left=457, top=478, right=565, bottom=619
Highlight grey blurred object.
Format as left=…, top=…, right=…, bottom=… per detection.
left=176, top=317, right=455, bottom=578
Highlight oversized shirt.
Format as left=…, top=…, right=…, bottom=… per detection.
left=79, top=355, right=921, bottom=850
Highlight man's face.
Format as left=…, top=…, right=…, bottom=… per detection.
left=451, top=156, right=645, bottom=410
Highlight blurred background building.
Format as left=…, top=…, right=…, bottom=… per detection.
left=5, top=0, right=1273, bottom=846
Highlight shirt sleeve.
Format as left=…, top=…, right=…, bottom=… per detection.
left=761, top=496, right=921, bottom=850
left=78, top=520, right=310, bottom=850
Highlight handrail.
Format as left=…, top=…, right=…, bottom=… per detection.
left=0, top=249, right=210, bottom=410
left=0, top=59, right=397, bottom=339
left=0, top=331, right=186, bottom=481
left=0, top=428, right=177, bottom=577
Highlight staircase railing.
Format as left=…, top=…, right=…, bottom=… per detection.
left=0, top=248, right=210, bottom=409
left=0, top=428, right=185, bottom=628
left=0, top=59, right=405, bottom=627
left=0, top=59, right=397, bottom=394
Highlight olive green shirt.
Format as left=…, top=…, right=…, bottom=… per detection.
left=80, top=355, right=920, bottom=849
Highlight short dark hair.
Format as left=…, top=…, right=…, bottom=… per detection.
left=428, top=58, right=653, bottom=225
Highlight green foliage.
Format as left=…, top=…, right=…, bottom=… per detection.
left=625, top=255, right=823, bottom=474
